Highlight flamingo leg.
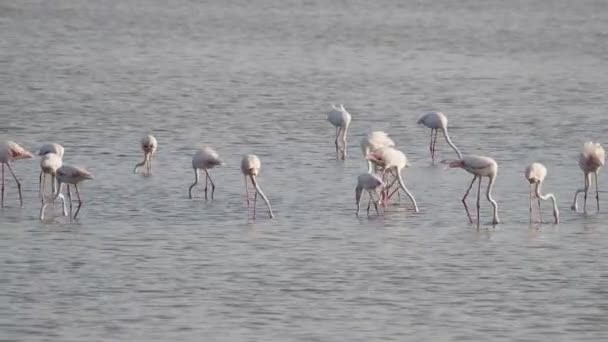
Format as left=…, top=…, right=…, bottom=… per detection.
left=67, top=184, right=73, bottom=220
left=537, top=197, right=543, bottom=223
left=529, top=184, right=533, bottom=224
left=462, top=176, right=476, bottom=224
left=147, top=153, right=152, bottom=175
left=583, top=173, right=590, bottom=213
left=205, top=170, right=216, bottom=200
left=253, top=187, right=258, bottom=219
left=595, top=172, right=600, bottom=212
left=432, top=129, right=439, bottom=162
left=370, top=190, right=379, bottom=215
left=476, top=176, right=482, bottom=228
left=203, top=170, right=208, bottom=200
left=366, top=193, right=371, bottom=216
left=40, top=172, right=45, bottom=203
left=429, top=129, right=434, bottom=161
left=1, top=163, right=5, bottom=208
left=244, top=175, right=250, bottom=208
left=6, top=163, right=23, bottom=207
left=334, top=126, right=339, bottom=159
left=74, top=184, right=83, bottom=219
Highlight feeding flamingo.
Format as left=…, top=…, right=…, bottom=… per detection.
left=355, top=173, right=384, bottom=216
left=189, top=146, right=223, bottom=200
left=360, top=131, right=395, bottom=173
left=241, top=154, right=274, bottom=219
left=445, top=155, right=500, bottom=226
left=133, top=135, right=157, bottom=175
left=417, top=112, right=462, bottom=163
left=0, top=141, right=33, bottom=208
left=525, top=162, right=559, bottom=224
left=40, top=165, right=94, bottom=220
left=39, top=153, right=63, bottom=204
left=571, top=141, right=605, bottom=213
left=327, top=104, right=352, bottom=160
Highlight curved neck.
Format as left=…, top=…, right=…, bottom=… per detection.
left=394, top=169, right=419, bottom=212
left=441, top=127, right=462, bottom=159
left=251, top=176, right=274, bottom=218
left=486, top=174, right=499, bottom=223
left=535, top=182, right=559, bottom=223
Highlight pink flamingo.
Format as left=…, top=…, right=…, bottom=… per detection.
left=133, top=135, right=157, bottom=175
left=0, top=141, right=33, bottom=208
left=327, top=104, right=352, bottom=160
left=355, top=173, right=384, bottom=216
left=189, top=146, right=223, bottom=200
left=37, top=143, right=64, bottom=200
left=417, top=112, right=462, bottom=163
left=241, top=154, right=274, bottom=219
left=41, top=165, right=94, bottom=220
left=525, top=162, right=559, bottom=224
left=571, top=142, right=605, bottom=213
left=360, top=131, right=395, bottom=173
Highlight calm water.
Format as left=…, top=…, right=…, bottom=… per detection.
left=2, top=0, right=608, bottom=341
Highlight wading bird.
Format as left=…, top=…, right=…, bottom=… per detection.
left=0, top=141, right=33, bottom=208
left=360, top=131, right=395, bottom=173
left=355, top=173, right=384, bottom=216
left=37, top=143, right=65, bottom=200
left=241, top=154, right=274, bottom=219
left=40, top=165, right=94, bottom=220
left=446, top=155, right=500, bottom=226
left=417, top=112, right=462, bottom=163
left=189, top=146, right=223, bottom=200
left=571, top=142, right=605, bottom=213
left=133, top=135, right=157, bottom=175
left=525, top=162, right=559, bottom=224
left=327, top=104, right=352, bottom=160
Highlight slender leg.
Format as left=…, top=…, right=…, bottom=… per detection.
left=529, top=184, right=533, bottom=224
left=6, top=163, right=23, bottom=207
left=370, top=190, right=379, bottom=215
left=476, top=176, right=482, bottom=228
left=334, top=127, right=339, bottom=159
left=1, top=163, right=4, bottom=208
left=205, top=170, right=216, bottom=200
left=74, top=184, right=83, bottom=219
left=583, top=173, right=590, bottom=213
left=244, top=175, right=250, bottom=207
left=40, top=172, right=45, bottom=203
left=253, top=187, right=258, bottom=219
left=537, top=198, right=543, bottom=223
left=204, top=171, right=208, bottom=200
left=432, top=129, right=439, bottom=162
left=67, top=185, right=73, bottom=220
left=429, top=129, right=434, bottom=161
left=595, top=172, right=600, bottom=212
left=366, top=193, right=371, bottom=216
left=188, top=168, right=199, bottom=199
left=462, top=176, right=476, bottom=224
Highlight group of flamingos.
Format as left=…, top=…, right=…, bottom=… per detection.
left=328, top=105, right=604, bottom=226
left=0, top=106, right=604, bottom=224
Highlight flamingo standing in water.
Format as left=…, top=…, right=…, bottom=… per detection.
left=41, top=165, right=94, bottom=220
left=133, top=135, right=157, bottom=175
left=571, top=141, right=605, bottom=213
left=327, top=104, right=352, bottom=160
left=355, top=173, right=384, bottom=216
left=366, top=146, right=419, bottom=212
left=0, top=141, right=33, bottom=208
left=417, top=112, right=462, bottom=163
left=37, top=143, right=64, bottom=200
left=189, top=146, right=223, bottom=200
left=525, top=162, right=559, bottom=224
left=360, top=131, right=395, bottom=173
left=446, top=155, right=500, bottom=226
left=241, top=154, right=274, bottom=219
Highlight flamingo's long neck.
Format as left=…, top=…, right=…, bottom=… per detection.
left=394, top=168, right=419, bottom=212
left=441, top=127, right=462, bottom=159
left=486, top=174, right=500, bottom=224
left=535, top=182, right=559, bottom=223
left=250, top=175, right=274, bottom=218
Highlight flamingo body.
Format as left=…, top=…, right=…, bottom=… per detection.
left=525, top=162, right=559, bottom=224
left=327, top=104, right=352, bottom=160
left=241, top=154, right=273, bottom=219
left=367, top=147, right=419, bottom=212
left=360, top=131, right=395, bottom=172
left=417, top=111, right=462, bottom=162
left=572, top=142, right=605, bottom=212
left=189, top=146, right=223, bottom=200
left=134, top=134, right=157, bottom=175
left=0, top=141, right=33, bottom=208
left=355, top=173, right=384, bottom=216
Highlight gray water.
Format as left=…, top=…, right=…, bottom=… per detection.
left=1, top=0, right=608, bottom=341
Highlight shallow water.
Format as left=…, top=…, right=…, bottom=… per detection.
left=1, top=0, right=608, bottom=341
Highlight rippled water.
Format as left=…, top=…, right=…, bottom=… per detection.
left=2, top=0, right=608, bottom=341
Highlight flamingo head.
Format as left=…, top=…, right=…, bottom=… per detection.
left=442, top=159, right=464, bottom=168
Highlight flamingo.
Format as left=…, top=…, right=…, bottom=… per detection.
left=417, top=112, right=462, bottom=163
left=39, top=153, right=63, bottom=204
left=360, top=131, right=395, bottom=173
left=446, top=155, right=500, bottom=226
left=133, top=135, right=157, bottom=175
left=571, top=141, right=605, bottom=213
left=189, top=146, right=223, bottom=200
left=40, top=165, right=94, bottom=220
left=327, top=104, right=352, bottom=160
left=355, top=173, right=384, bottom=216
left=525, top=162, right=559, bottom=224
left=0, top=141, right=33, bottom=208
left=366, top=146, right=419, bottom=212
left=241, top=154, right=274, bottom=219
left=37, top=143, right=64, bottom=200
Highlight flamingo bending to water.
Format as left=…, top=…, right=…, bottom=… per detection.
left=189, top=146, right=223, bottom=200
left=134, top=135, right=157, bottom=175
left=355, top=173, right=384, bottom=216
left=571, top=141, right=605, bottom=213
left=37, top=143, right=65, bottom=200
left=327, top=104, right=352, bottom=160
left=0, top=141, right=33, bottom=208
left=241, top=154, right=273, bottom=219
left=417, top=112, right=462, bottom=163
left=40, top=165, right=94, bottom=220
left=360, top=131, right=395, bottom=173
left=525, top=162, right=559, bottom=224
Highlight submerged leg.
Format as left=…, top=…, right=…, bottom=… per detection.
left=583, top=173, right=590, bottom=213
left=476, top=176, right=482, bottom=228
left=204, top=171, right=208, bottom=200
left=205, top=170, right=216, bottom=200
left=334, top=127, right=339, bottom=159
left=595, top=172, right=600, bottom=213
left=6, top=163, right=23, bottom=207
left=40, top=172, right=45, bottom=203
left=462, top=176, right=476, bottom=224
left=67, top=185, right=73, bottom=219
left=537, top=197, right=542, bottom=223
left=244, top=176, right=250, bottom=208
left=74, top=185, right=84, bottom=219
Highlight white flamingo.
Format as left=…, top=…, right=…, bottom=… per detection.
left=133, top=135, right=157, bottom=175
left=446, top=155, right=500, bottom=226
left=360, top=131, right=395, bottom=173
left=241, top=154, right=274, bottom=219
left=525, top=162, right=559, bottom=224
left=0, top=141, right=33, bottom=208
left=571, top=141, right=605, bottom=213
left=327, top=104, right=352, bottom=160
left=417, top=112, right=462, bottom=162
left=37, top=143, right=64, bottom=200
left=355, top=173, right=384, bottom=216
left=367, top=146, right=419, bottom=212
left=189, top=146, right=223, bottom=200
left=40, top=165, right=94, bottom=220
